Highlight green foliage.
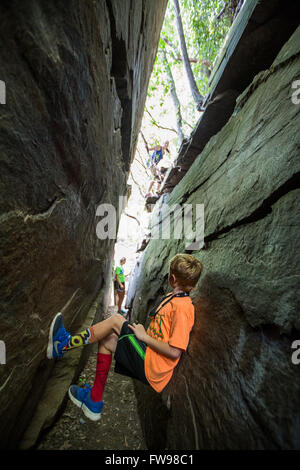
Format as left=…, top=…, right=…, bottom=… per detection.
left=143, top=0, right=234, bottom=150
left=181, top=0, right=233, bottom=94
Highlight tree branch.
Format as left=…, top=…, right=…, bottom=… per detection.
left=161, top=48, right=185, bottom=146
left=140, top=130, right=149, bottom=154
left=145, top=107, right=177, bottom=134
left=135, top=148, right=151, bottom=176
left=161, top=37, right=199, bottom=64
left=129, top=169, right=145, bottom=199
left=216, top=0, right=227, bottom=20
left=124, top=211, right=141, bottom=226
left=173, top=0, right=204, bottom=107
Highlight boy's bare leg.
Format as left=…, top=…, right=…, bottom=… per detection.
left=147, top=180, right=154, bottom=193
left=90, top=313, right=126, bottom=344
left=117, top=290, right=125, bottom=313
left=98, top=333, right=118, bottom=354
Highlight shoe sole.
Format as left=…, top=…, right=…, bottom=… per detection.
left=46, top=312, right=62, bottom=359
left=68, top=387, right=102, bottom=422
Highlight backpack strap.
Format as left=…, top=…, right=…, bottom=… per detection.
left=149, top=292, right=189, bottom=319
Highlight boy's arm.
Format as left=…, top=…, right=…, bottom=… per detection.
left=128, top=323, right=182, bottom=359
left=148, top=145, right=159, bottom=152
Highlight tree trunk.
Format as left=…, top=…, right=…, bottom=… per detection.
left=173, top=0, right=204, bottom=108
left=161, top=49, right=185, bottom=146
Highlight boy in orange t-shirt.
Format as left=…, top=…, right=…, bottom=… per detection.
left=47, top=254, right=203, bottom=421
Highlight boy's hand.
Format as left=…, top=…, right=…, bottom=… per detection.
left=128, top=322, right=147, bottom=343
left=129, top=322, right=183, bottom=360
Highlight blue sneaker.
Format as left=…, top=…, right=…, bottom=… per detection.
left=68, top=383, right=103, bottom=421
left=47, top=312, right=72, bottom=359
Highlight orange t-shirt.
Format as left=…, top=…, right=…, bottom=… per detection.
left=144, top=294, right=195, bottom=393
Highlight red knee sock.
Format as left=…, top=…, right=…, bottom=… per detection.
left=90, top=352, right=112, bottom=402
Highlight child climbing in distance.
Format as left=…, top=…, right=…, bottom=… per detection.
left=46, top=254, right=203, bottom=421
left=114, top=257, right=126, bottom=316
left=145, top=140, right=170, bottom=198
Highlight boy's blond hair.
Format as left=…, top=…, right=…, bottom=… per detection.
left=169, top=254, right=203, bottom=292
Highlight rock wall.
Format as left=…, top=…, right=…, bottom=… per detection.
left=0, top=0, right=167, bottom=449
left=129, top=26, right=300, bottom=449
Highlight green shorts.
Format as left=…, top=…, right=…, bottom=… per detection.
left=114, top=321, right=149, bottom=386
